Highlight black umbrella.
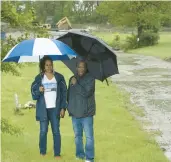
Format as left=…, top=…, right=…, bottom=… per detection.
left=56, top=30, right=119, bottom=84
left=63, top=56, right=118, bottom=84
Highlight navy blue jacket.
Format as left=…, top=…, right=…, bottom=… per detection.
left=31, top=72, right=67, bottom=121
left=67, top=73, right=96, bottom=118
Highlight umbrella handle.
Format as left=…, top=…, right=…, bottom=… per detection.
left=39, top=56, right=41, bottom=73
left=86, top=42, right=95, bottom=61
left=105, top=78, right=109, bottom=86
left=39, top=56, right=44, bottom=83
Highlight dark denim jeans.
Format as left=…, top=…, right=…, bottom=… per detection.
left=72, top=116, right=94, bottom=161
left=39, top=108, right=61, bottom=156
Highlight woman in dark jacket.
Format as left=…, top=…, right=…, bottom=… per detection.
left=67, top=60, right=96, bottom=162
left=31, top=56, right=67, bottom=158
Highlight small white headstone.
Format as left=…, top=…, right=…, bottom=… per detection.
left=14, top=93, right=19, bottom=110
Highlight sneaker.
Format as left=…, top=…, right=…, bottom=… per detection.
left=85, top=160, right=94, bottom=162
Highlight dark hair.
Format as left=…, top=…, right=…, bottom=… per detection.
left=39, top=56, right=53, bottom=73
left=76, top=60, right=89, bottom=73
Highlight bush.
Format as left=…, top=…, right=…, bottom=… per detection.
left=112, top=39, right=121, bottom=50
left=121, top=31, right=160, bottom=51
left=1, top=118, right=23, bottom=136
left=113, top=32, right=120, bottom=42
left=112, top=33, right=121, bottom=50
left=122, top=34, right=138, bottom=51
left=139, top=31, right=159, bottom=47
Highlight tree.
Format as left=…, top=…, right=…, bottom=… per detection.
left=70, top=1, right=106, bottom=24
left=1, top=1, right=49, bottom=75
left=33, top=1, right=57, bottom=23
left=33, top=1, right=107, bottom=24
left=1, top=1, right=35, bottom=29
left=96, top=1, right=171, bottom=37
left=1, top=34, right=29, bottom=76
left=53, top=1, right=72, bottom=23
left=33, top=1, right=70, bottom=23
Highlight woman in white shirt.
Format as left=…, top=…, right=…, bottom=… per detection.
left=31, top=56, right=67, bottom=158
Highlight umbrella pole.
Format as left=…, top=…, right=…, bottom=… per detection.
left=105, top=78, right=109, bottom=86
left=39, top=56, right=43, bottom=82
left=87, top=43, right=95, bottom=60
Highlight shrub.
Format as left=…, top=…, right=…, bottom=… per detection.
left=113, top=32, right=120, bottom=42
left=139, top=31, right=159, bottom=47
left=121, top=31, right=160, bottom=51
left=1, top=118, right=23, bottom=136
left=112, top=32, right=121, bottom=50
left=122, top=34, right=138, bottom=51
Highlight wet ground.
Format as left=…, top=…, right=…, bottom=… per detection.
left=112, top=51, right=171, bottom=161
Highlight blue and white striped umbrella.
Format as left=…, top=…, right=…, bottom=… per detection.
left=2, top=38, right=77, bottom=63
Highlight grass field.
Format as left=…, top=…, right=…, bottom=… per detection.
left=1, top=62, right=169, bottom=162
left=94, top=32, right=171, bottom=60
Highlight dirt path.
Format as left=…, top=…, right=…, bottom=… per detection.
left=112, top=51, right=171, bottom=161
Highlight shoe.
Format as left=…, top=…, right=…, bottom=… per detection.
left=40, top=154, right=46, bottom=157
left=55, top=156, right=61, bottom=159
left=85, top=160, right=93, bottom=162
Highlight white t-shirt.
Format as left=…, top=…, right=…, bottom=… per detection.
left=42, top=75, right=57, bottom=109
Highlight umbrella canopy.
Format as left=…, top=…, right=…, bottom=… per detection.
left=57, top=30, right=119, bottom=81
left=63, top=56, right=118, bottom=82
left=2, top=38, right=77, bottom=63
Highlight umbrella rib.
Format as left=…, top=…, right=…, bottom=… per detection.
left=100, top=60, right=109, bottom=85
left=87, top=41, right=96, bottom=61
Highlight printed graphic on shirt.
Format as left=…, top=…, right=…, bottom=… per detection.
left=42, top=83, right=57, bottom=92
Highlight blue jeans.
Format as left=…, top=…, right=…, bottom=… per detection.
left=39, top=108, right=61, bottom=156
left=72, top=116, right=94, bottom=161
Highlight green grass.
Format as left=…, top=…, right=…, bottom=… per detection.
left=94, top=32, right=171, bottom=60
left=1, top=63, right=169, bottom=162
